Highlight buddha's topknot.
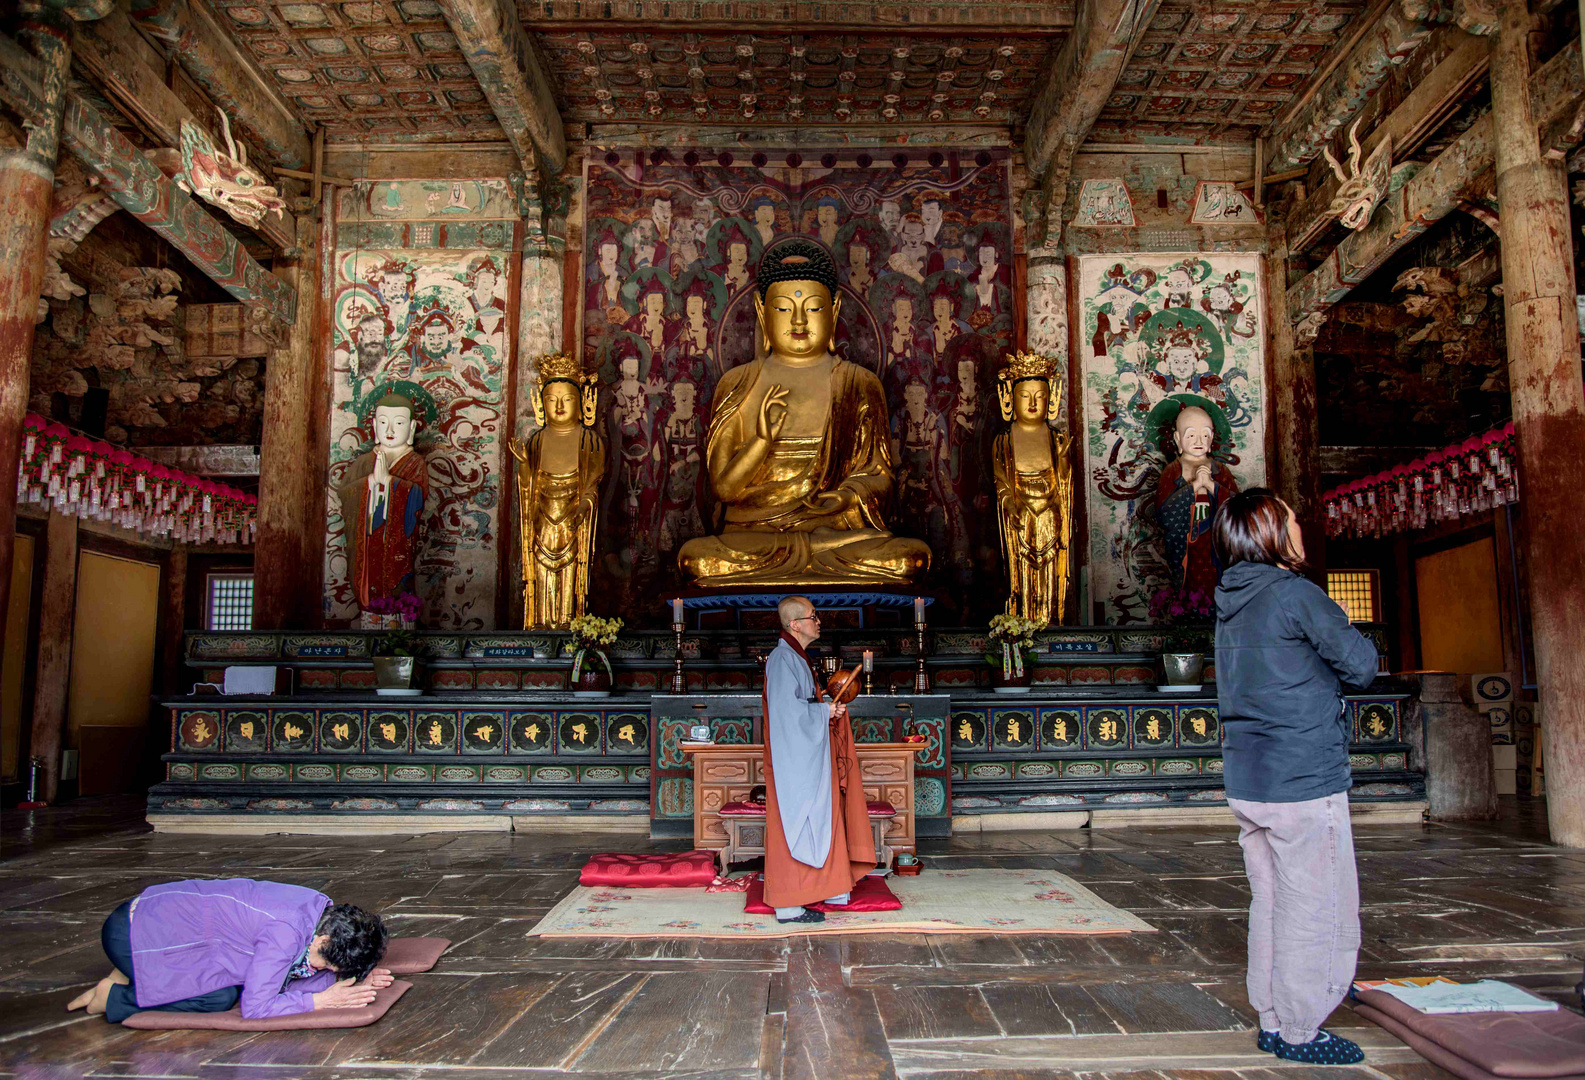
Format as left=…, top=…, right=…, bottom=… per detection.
left=756, top=239, right=840, bottom=299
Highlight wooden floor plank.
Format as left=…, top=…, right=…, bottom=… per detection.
left=571, top=971, right=771, bottom=1074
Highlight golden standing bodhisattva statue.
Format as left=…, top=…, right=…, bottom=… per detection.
left=992, top=352, right=1074, bottom=625
left=510, top=354, right=605, bottom=628
left=678, top=240, right=930, bottom=586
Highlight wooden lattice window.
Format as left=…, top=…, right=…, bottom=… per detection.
left=206, top=574, right=254, bottom=631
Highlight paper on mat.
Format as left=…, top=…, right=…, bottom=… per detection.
left=1368, top=979, right=1559, bottom=1014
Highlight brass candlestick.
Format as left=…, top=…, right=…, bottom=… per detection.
left=913, top=623, right=930, bottom=692
left=671, top=622, right=687, bottom=693
left=864, top=670, right=874, bottom=696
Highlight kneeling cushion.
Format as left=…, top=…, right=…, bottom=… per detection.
left=381, top=937, right=450, bottom=974
left=121, top=980, right=411, bottom=1031
left=1355, top=987, right=1585, bottom=1080
left=744, top=873, right=901, bottom=914
left=579, top=850, right=719, bottom=887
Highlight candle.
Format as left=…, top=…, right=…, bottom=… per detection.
left=672, top=598, right=684, bottom=625
left=862, top=649, right=873, bottom=672
left=914, top=597, right=926, bottom=625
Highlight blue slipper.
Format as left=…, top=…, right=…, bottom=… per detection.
left=1273, top=1029, right=1365, bottom=1065
left=1256, top=1029, right=1279, bottom=1053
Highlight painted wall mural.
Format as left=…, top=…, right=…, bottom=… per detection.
left=325, top=179, right=518, bottom=630
left=580, top=149, right=1015, bottom=618
left=1077, top=252, right=1267, bottom=624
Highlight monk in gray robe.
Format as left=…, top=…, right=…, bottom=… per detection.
left=762, top=595, right=876, bottom=923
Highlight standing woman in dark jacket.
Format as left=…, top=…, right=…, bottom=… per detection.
left=1212, top=489, right=1380, bottom=1067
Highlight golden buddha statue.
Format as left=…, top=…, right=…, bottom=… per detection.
left=678, top=241, right=930, bottom=587
left=509, top=354, right=605, bottom=628
left=992, top=352, right=1074, bottom=626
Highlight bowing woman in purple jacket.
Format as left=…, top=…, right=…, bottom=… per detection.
left=66, top=878, right=390, bottom=1023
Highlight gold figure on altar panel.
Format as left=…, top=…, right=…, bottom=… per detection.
left=993, top=352, right=1074, bottom=626
left=510, top=354, right=605, bottom=629
left=677, top=240, right=931, bottom=587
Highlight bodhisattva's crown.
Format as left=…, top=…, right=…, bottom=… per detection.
left=536, top=353, right=586, bottom=387
left=999, top=351, right=1058, bottom=384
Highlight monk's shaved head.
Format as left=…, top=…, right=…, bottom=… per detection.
left=778, top=595, right=813, bottom=629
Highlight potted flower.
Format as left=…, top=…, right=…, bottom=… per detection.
left=568, top=614, right=623, bottom=697
left=986, top=612, right=1042, bottom=693
left=1149, top=586, right=1215, bottom=687
left=372, top=626, right=423, bottom=695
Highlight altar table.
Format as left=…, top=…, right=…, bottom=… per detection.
left=681, top=742, right=921, bottom=857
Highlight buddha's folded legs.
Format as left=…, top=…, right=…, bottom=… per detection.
left=678, top=527, right=930, bottom=587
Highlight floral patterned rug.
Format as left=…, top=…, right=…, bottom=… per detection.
left=527, top=869, right=1154, bottom=938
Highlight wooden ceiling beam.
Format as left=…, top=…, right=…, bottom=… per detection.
left=433, top=0, right=566, bottom=177
left=1285, top=29, right=1489, bottom=252
left=1022, top=0, right=1163, bottom=247
left=0, top=31, right=296, bottom=326
left=129, top=0, right=313, bottom=171
left=1263, top=0, right=1440, bottom=174
left=1286, top=38, right=1582, bottom=340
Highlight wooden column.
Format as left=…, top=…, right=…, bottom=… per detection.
left=29, top=510, right=76, bottom=802
left=1268, top=232, right=1325, bottom=578
left=160, top=543, right=187, bottom=695
left=0, top=3, right=69, bottom=659
left=1489, top=2, right=1585, bottom=844
left=253, top=216, right=318, bottom=630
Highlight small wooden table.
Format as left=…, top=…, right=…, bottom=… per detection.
left=682, top=742, right=923, bottom=862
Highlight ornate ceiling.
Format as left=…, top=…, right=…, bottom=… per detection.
left=535, top=31, right=1058, bottom=128
left=1091, top=0, right=1369, bottom=144
left=202, top=0, right=1367, bottom=146
left=211, top=0, right=505, bottom=141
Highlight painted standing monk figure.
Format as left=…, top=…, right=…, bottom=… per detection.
left=762, top=595, right=876, bottom=924
left=510, top=354, right=605, bottom=629
left=337, top=392, right=429, bottom=622
left=1154, top=399, right=1238, bottom=596
left=678, top=240, right=930, bottom=587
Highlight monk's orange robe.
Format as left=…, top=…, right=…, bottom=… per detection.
left=762, top=634, right=876, bottom=909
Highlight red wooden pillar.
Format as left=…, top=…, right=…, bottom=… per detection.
left=0, top=3, right=70, bottom=656
left=1489, top=1, right=1585, bottom=844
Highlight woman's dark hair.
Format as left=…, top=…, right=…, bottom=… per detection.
left=1212, top=487, right=1304, bottom=571
left=316, top=904, right=387, bottom=981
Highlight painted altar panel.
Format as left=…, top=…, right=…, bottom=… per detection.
left=1076, top=253, right=1267, bottom=624
left=580, top=149, right=1014, bottom=618
left=324, top=180, right=518, bottom=630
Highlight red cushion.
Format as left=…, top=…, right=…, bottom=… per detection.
left=719, top=801, right=767, bottom=816
left=744, top=873, right=902, bottom=914
left=579, top=850, right=719, bottom=887
left=866, top=801, right=897, bottom=816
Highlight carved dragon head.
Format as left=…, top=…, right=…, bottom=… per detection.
left=1322, top=119, right=1393, bottom=232
left=178, top=111, right=288, bottom=230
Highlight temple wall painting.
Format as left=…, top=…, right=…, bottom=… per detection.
left=579, top=149, right=1015, bottom=617
left=1076, top=252, right=1268, bottom=625
left=324, top=179, right=519, bottom=631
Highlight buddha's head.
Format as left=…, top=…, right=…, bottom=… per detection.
left=1011, top=378, right=1050, bottom=426
left=1173, top=405, right=1215, bottom=464
left=754, top=241, right=842, bottom=363
left=372, top=393, right=419, bottom=450
left=541, top=379, right=581, bottom=430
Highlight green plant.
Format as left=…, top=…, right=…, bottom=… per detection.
left=568, top=614, right=623, bottom=684
left=374, top=628, right=421, bottom=657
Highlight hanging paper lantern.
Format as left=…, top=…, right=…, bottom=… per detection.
left=1323, top=421, right=1520, bottom=539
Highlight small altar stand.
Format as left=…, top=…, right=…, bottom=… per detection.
left=682, top=741, right=926, bottom=873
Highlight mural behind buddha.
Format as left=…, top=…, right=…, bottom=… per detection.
left=581, top=150, right=1015, bottom=617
